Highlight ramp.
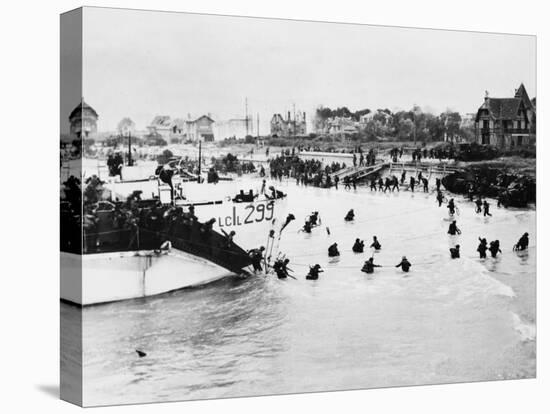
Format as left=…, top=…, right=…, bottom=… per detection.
left=332, top=162, right=390, bottom=182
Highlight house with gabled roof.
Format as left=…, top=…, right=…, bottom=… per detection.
left=185, top=114, right=215, bottom=142
left=146, top=115, right=174, bottom=139
left=146, top=114, right=215, bottom=142
left=474, top=84, right=535, bottom=148
left=514, top=83, right=536, bottom=140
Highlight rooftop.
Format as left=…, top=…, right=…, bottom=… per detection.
left=69, top=98, right=98, bottom=120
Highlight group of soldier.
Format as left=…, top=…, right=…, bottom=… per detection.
left=268, top=154, right=346, bottom=189
left=352, top=148, right=377, bottom=167
left=247, top=169, right=530, bottom=280
left=368, top=170, right=431, bottom=193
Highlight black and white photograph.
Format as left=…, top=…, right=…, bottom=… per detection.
left=58, top=5, right=537, bottom=408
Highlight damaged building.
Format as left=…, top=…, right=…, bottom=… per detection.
left=270, top=111, right=307, bottom=137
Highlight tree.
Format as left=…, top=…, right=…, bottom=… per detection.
left=373, top=109, right=391, bottom=126
left=459, top=124, right=475, bottom=142
left=117, top=117, right=135, bottom=136
left=440, top=111, right=462, bottom=141
left=411, top=105, right=424, bottom=144
left=397, top=118, right=415, bottom=141
left=364, top=119, right=380, bottom=141
left=353, top=108, right=371, bottom=120
left=427, top=115, right=445, bottom=141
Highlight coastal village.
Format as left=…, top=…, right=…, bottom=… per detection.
left=63, top=83, right=535, bottom=148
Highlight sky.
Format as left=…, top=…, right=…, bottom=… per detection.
left=70, top=7, right=536, bottom=134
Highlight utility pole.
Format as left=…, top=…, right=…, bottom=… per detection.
left=413, top=106, right=417, bottom=146
left=198, top=140, right=202, bottom=183
left=245, top=97, right=249, bottom=136
left=293, top=102, right=296, bottom=138
left=127, top=131, right=133, bottom=166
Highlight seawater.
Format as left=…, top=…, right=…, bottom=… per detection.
left=62, top=177, right=536, bottom=406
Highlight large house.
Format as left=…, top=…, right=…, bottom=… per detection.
left=185, top=115, right=215, bottom=142
left=474, top=84, right=536, bottom=148
left=147, top=114, right=215, bottom=142
left=270, top=111, right=306, bottom=137
left=326, top=116, right=359, bottom=135
left=69, top=98, right=98, bottom=139
left=147, top=115, right=176, bottom=140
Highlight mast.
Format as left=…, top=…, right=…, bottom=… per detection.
left=257, top=113, right=260, bottom=138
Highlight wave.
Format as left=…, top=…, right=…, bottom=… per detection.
left=437, top=259, right=516, bottom=300
left=511, top=312, right=536, bottom=342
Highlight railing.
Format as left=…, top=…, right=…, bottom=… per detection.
left=388, top=161, right=462, bottom=175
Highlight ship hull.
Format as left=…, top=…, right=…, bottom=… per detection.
left=61, top=250, right=237, bottom=306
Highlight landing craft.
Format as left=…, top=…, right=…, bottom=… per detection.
left=61, top=157, right=288, bottom=306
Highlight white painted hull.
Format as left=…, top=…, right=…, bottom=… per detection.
left=61, top=250, right=237, bottom=306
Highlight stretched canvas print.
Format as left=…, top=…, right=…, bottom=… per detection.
left=60, top=7, right=537, bottom=407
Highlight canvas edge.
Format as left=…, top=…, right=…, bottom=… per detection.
left=60, top=7, right=84, bottom=407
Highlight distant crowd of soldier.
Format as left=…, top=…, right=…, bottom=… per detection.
left=268, top=154, right=346, bottom=188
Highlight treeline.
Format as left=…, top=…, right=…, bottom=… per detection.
left=315, top=105, right=475, bottom=142
left=315, top=106, right=374, bottom=121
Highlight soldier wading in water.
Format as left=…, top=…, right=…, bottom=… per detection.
left=352, top=238, right=365, bottom=253
left=395, top=256, right=412, bottom=272
left=306, top=264, right=323, bottom=280
left=513, top=233, right=529, bottom=251
left=328, top=243, right=340, bottom=257
left=361, top=257, right=381, bottom=274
